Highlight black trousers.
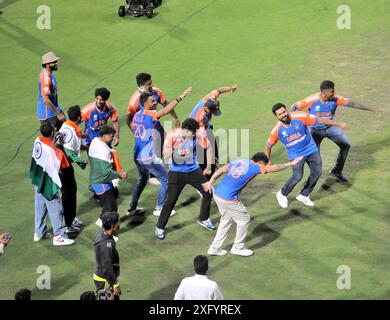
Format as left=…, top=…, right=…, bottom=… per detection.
left=156, top=168, right=212, bottom=229
left=198, top=127, right=219, bottom=181
left=60, top=164, right=77, bottom=227
left=99, top=187, right=118, bottom=218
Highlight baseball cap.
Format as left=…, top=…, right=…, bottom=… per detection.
left=204, top=99, right=221, bottom=116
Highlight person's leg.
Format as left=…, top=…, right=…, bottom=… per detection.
left=129, top=160, right=149, bottom=211
left=231, top=201, right=251, bottom=249
left=34, top=188, right=48, bottom=237
left=210, top=197, right=233, bottom=249
left=146, top=158, right=168, bottom=209
left=280, top=158, right=305, bottom=196
left=310, top=128, right=326, bottom=154
left=60, top=165, right=77, bottom=227
left=45, top=194, right=67, bottom=236
left=99, top=187, right=118, bottom=217
left=156, top=171, right=186, bottom=229
left=326, top=126, right=351, bottom=174
left=299, top=152, right=322, bottom=197
left=188, top=168, right=212, bottom=221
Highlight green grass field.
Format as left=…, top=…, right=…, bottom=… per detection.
left=0, top=0, right=389, bottom=300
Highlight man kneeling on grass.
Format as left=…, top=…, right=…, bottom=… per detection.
left=203, top=152, right=302, bottom=257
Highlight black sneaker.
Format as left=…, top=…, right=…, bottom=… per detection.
left=127, top=207, right=145, bottom=216
left=66, top=226, right=81, bottom=235
left=329, top=169, right=349, bottom=182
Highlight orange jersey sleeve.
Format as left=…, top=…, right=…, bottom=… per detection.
left=127, top=91, right=141, bottom=116
left=81, top=102, right=95, bottom=122
left=40, top=71, right=52, bottom=96
left=106, top=101, right=118, bottom=121
left=335, top=95, right=351, bottom=106
left=203, top=90, right=220, bottom=101
left=259, top=163, right=269, bottom=174
left=153, top=87, right=167, bottom=105
left=267, top=122, right=281, bottom=146
left=290, top=111, right=318, bottom=126
left=294, top=93, right=321, bottom=110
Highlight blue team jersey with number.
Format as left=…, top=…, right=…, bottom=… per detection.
left=133, top=109, right=159, bottom=161
left=163, top=129, right=207, bottom=173
left=214, top=159, right=268, bottom=202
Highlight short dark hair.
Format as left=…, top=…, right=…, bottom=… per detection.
left=40, top=123, right=54, bottom=137
left=272, top=103, right=287, bottom=115
left=67, top=105, right=81, bottom=122
left=194, top=255, right=208, bottom=275
left=136, top=73, right=152, bottom=87
left=101, top=212, right=119, bottom=230
left=14, top=288, right=32, bottom=300
left=80, top=291, right=96, bottom=300
left=139, top=92, right=153, bottom=106
left=320, top=80, right=335, bottom=91
left=99, top=125, right=115, bottom=137
left=251, top=152, right=269, bottom=164
left=182, top=118, right=200, bottom=133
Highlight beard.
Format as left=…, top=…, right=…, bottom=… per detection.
left=280, top=115, right=291, bottom=124
left=50, top=65, right=58, bottom=71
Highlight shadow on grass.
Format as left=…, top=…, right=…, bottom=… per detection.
left=247, top=209, right=310, bottom=250
left=0, top=19, right=98, bottom=79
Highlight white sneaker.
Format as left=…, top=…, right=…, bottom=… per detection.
left=33, top=233, right=51, bottom=242
left=113, top=235, right=119, bottom=242
left=149, top=177, right=161, bottom=186
left=230, top=246, right=253, bottom=257
left=96, top=218, right=103, bottom=227
left=53, top=235, right=75, bottom=246
left=153, top=208, right=176, bottom=217
left=207, top=245, right=227, bottom=256
left=296, top=194, right=315, bottom=206
left=276, top=190, right=288, bottom=208
left=196, top=190, right=203, bottom=198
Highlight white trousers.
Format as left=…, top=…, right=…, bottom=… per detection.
left=211, top=196, right=250, bottom=250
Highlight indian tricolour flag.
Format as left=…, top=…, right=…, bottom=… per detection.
left=29, top=136, right=63, bottom=200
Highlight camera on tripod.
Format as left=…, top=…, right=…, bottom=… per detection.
left=118, top=0, right=162, bottom=19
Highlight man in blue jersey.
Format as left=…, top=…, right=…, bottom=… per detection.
left=128, top=87, right=192, bottom=216
left=291, top=80, right=384, bottom=182
left=81, top=88, right=120, bottom=148
left=37, top=51, right=66, bottom=130
left=203, top=152, right=302, bottom=257
left=265, top=103, right=348, bottom=208
left=155, top=118, right=215, bottom=240
left=189, top=85, right=237, bottom=179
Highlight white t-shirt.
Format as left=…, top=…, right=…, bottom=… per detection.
left=174, top=274, right=223, bottom=300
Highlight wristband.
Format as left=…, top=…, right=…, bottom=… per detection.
left=175, top=96, right=182, bottom=103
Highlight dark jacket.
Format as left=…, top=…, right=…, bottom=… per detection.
left=93, top=228, right=120, bottom=286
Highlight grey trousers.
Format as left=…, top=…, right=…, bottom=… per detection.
left=211, top=196, right=250, bottom=250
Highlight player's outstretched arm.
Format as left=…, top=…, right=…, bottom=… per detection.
left=267, top=157, right=304, bottom=173
left=156, top=87, right=192, bottom=118
left=317, top=117, right=348, bottom=130
left=203, top=165, right=229, bottom=193
left=348, top=101, right=384, bottom=114
left=216, top=84, right=238, bottom=94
